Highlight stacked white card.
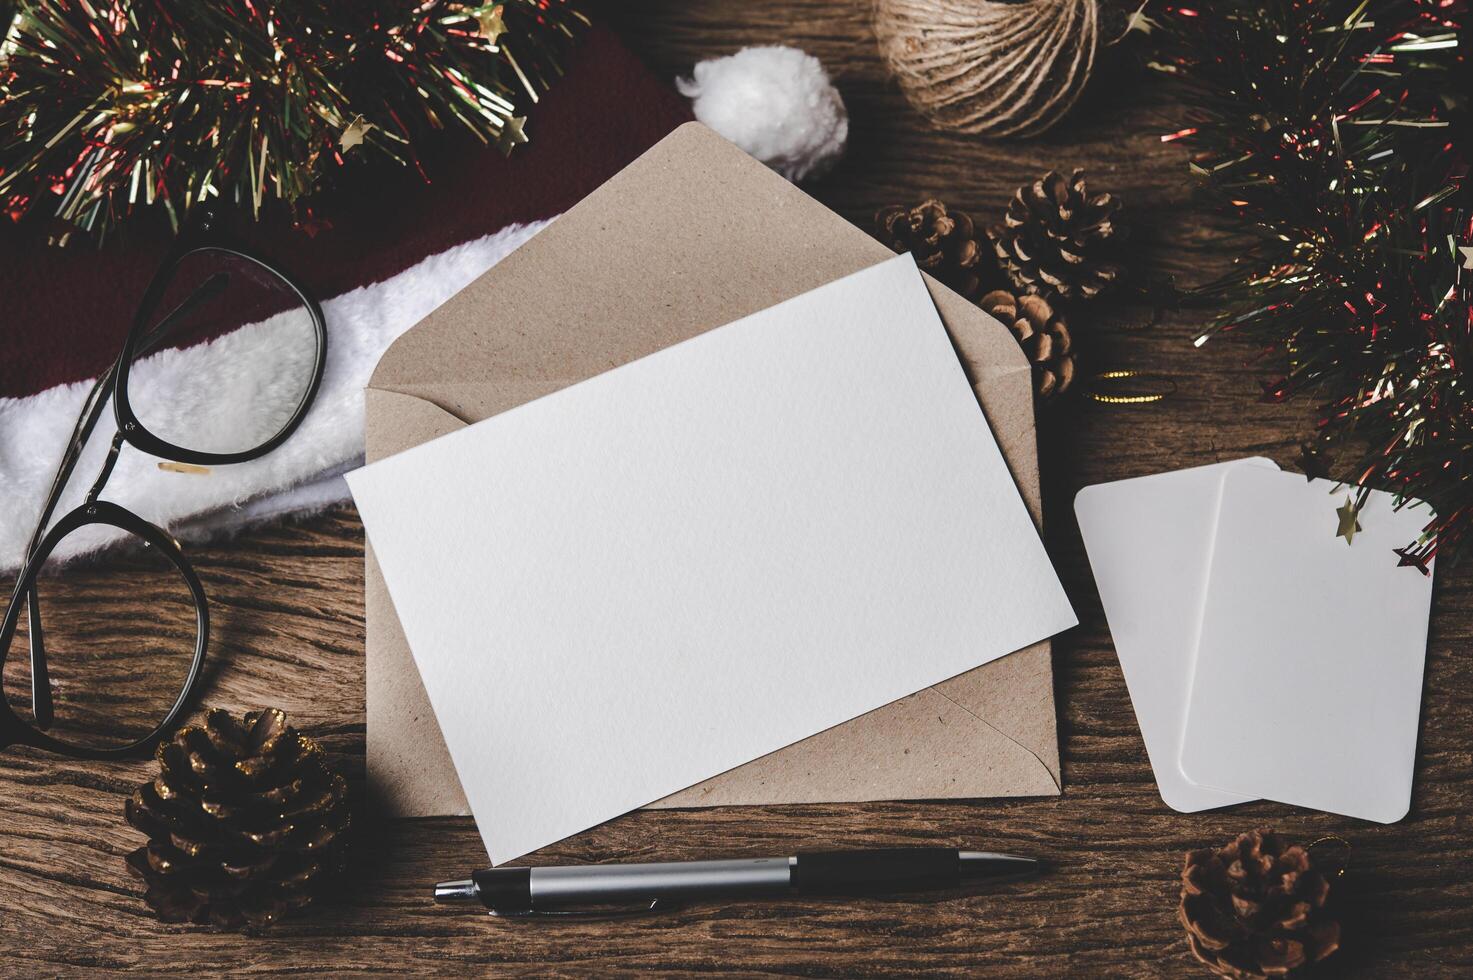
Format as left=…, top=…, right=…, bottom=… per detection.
left=1077, top=459, right=1435, bottom=823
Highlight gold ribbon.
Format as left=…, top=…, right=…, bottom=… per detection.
left=1306, top=834, right=1352, bottom=877
left=1082, top=369, right=1177, bottom=405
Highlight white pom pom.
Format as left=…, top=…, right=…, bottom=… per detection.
left=677, top=46, right=848, bottom=182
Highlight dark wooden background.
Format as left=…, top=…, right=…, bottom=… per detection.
left=4, top=2, right=1472, bottom=975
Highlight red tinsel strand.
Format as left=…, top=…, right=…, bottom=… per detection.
left=1153, top=0, right=1471, bottom=564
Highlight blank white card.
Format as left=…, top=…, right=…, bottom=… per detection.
left=1181, top=467, right=1434, bottom=823
left=348, top=255, right=1076, bottom=863
left=1075, top=458, right=1275, bottom=812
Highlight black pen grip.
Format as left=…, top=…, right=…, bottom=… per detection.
left=791, top=848, right=958, bottom=894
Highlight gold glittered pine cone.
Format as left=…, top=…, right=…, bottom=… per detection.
left=1179, top=830, right=1342, bottom=978
left=988, top=169, right=1125, bottom=301
left=875, top=198, right=986, bottom=298
left=980, top=288, right=1074, bottom=401
left=124, top=707, right=350, bottom=932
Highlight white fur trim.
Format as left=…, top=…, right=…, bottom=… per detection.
left=677, top=46, right=848, bottom=182
left=0, top=218, right=553, bottom=571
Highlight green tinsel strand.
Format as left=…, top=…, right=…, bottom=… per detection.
left=1151, top=0, right=1469, bottom=569
left=0, top=0, right=587, bottom=243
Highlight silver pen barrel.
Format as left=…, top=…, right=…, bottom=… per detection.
left=529, top=856, right=793, bottom=908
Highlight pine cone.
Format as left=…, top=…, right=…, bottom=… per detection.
left=124, top=708, right=351, bottom=932
left=980, top=289, right=1074, bottom=401
left=1179, top=830, right=1342, bottom=978
left=875, top=199, right=986, bottom=298
left=988, top=169, right=1125, bottom=301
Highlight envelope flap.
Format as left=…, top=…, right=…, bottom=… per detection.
left=370, top=123, right=1030, bottom=408
left=653, top=672, right=1058, bottom=808
left=930, top=641, right=1059, bottom=784
left=365, top=388, right=468, bottom=464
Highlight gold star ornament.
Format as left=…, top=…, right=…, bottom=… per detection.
left=1125, top=8, right=1157, bottom=35
left=338, top=115, right=372, bottom=153
left=1298, top=441, right=1330, bottom=482
left=495, top=115, right=528, bottom=156
left=472, top=4, right=507, bottom=45
left=1335, top=496, right=1362, bottom=545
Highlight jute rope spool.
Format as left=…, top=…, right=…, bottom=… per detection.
left=874, top=0, right=1101, bottom=138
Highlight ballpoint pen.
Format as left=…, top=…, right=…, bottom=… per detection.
left=433, top=847, right=1038, bottom=917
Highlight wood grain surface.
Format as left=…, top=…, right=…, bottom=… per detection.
left=4, top=2, right=1472, bottom=975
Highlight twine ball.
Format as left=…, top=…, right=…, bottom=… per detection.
left=874, top=0, right=1100, bottom=138
left=677, top=46, right=849, bottom=182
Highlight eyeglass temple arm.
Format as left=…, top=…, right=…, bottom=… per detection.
left=21, top=271, right=229, bottom=730
left=135, top=272, right=230, bottom=360
left=20, top=366, right=115, bottom=731
left=25, top=600, right=47, bottom=729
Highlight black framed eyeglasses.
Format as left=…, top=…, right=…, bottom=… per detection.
left=0, top=213, right=326, bottom=759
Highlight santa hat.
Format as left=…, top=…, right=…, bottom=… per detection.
left=0, top=25, right=691, bottom=569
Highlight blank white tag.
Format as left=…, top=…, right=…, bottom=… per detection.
left=1181, top=467, right=1434, bottom=823
left=1076, top=458, right=1274, bottom=812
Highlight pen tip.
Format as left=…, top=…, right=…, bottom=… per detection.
left=958, top=851, right=1040, bottom=878
left=434, top=879, right=480, bottom=903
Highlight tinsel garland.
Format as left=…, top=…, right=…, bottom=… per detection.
left=1152, top=0, right=1470, bottom=569
left=0, top=1, right=586, bottom=243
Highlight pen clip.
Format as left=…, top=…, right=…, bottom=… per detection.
left=489, top=899, right=671, bottom=920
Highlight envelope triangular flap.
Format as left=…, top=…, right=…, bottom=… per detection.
left=364, top=122, right=1058, bottom=816
left=374, top=125, right=1027, bottom=391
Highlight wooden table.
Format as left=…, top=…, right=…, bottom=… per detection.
left=4, top=3, right=1472, bottom=975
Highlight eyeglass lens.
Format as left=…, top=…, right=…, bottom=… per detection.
left=3, top=536, right=199, bottom=752
left=126, top=247, right=319, bottom=456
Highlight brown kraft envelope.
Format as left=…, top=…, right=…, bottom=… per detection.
left=364, top=122, right=1061, bottom=818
